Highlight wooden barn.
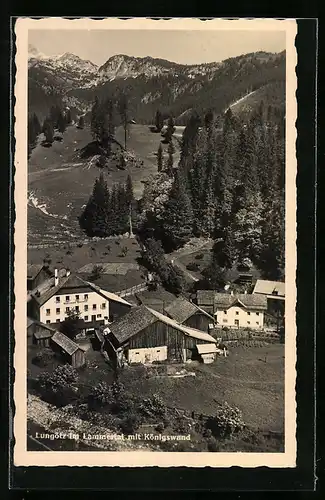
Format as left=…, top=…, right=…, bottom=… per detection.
left=27, top=317, right=55, bottom=347
left=105, top=305, right=218, bottom=365
left=50, top=331, right=85, bottom=368
left=27, top=264, right=52, bottom=291
left=164, top=296, right=215, bottom=332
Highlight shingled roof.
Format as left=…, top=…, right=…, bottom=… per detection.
left=147, top=308, right=217, bottom=343
left=108, top=305, right=217, bottom=345
left=108, top=305, right=157, bottom=344
left=27, top=264, right=44, bottom=280
left=197, top=291, right=267, bottom=311
left=31, top=273, right=130, bottom=308
left=165, top=296, right=214, bottom=323
left=253, top=280, right=285, bottom=298
left=51, top=331, right=82, bottom=356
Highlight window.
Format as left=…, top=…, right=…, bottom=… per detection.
left=56, top=319, right=60, bottom=323
left=157, top=350, right=160, bottom=353
left=84, top=315, right=89, bottom=321
left=84, top=294, right=88, bottom=301
left=247, top=311, right=251, bottom=315
left=65, top=307, right=70, bottom=313
left=97, top=314, right=102, bottom=318
left=223, top=319, right=228, bottom=323
left=46, top=320, right=51, bottom=324
left=256, top=312, right=260, bottom=316
left=224, top=310, right=227, bottom=315
left=236, top=311, right=239, bottom=315
left=247, top=321, right=250, bottom=325
left=56, top=297, right=60, bottom=303
left=93, top=304, right=97, bottom=310
left=56, top=308, right=60, bottom=314
left=76, top=295, right=79, bottom=301
left=75, top=306, right=79, bottom=312
left=46, top=309, right=50, bottom=316
left=66, top=296, right=70, bottom=302
left=84, top=305, right=88, bottom=311
left=256, top=321, right=259, bottom=325
left=101, top=303, right=106, bottom=309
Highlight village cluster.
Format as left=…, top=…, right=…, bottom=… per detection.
left=27, top=259, right=285, bottom=369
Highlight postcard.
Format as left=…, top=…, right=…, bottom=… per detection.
left=14, top=17, right=297, bottom=468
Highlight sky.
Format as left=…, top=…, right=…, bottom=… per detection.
left=28, top=30, right=286, bottom=66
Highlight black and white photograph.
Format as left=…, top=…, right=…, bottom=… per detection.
left=14, top=17, right=297, bottom=468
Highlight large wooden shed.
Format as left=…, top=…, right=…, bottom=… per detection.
left=106, top=305, right=217, bottom=365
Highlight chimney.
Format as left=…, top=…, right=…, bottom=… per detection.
left=66, top=269, right=71, bottom=277
left=230, top=290, right=234, bottom=296
left=54, top=268, right=59, bottom=287
left=244, top=290, right=247, bottom=294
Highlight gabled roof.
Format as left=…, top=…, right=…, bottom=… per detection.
left=197, top=290, right=215, bottom=306
left=253, top=280, right=285, bottom=297
left=27, top=317, right=56, bottom=332
left=108, top=305, right=157, bottom=344
left=147, top=308, right=217, bottom=343
left=51, top=331, right=82, bottom=356
left=109, top=305, right=217, bottom=345
left=165, top=296, right=214, bottom=323
left=31, top=273, right=130, bottom=308
left=197, top=343, right=217, bottom=354
left=34, top=329, right=54, bottom=340
left=27, top=264, right=45, bottom=280
left=197, top=291, right=267, bottom=311
left=85, top=280, right=133, bottom=307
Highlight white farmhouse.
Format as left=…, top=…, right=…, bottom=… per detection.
left=196, top=291, right=267, bottom=329
left=28, top=270, right=132, bottom=331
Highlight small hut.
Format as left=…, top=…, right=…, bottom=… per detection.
left=51, top=331, right=85, bottom=368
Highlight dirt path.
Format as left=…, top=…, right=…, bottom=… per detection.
left=166, top=238, right=214, bottom=282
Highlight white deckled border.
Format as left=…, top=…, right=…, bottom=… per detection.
left=13, top=17, right=297, bottom=468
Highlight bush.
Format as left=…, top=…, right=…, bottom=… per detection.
left=120, top=246, right=129, bottom=257
left=195, top=253, right=204, bottom=260
left=186, top=262, right=200, bottom=272
left=119, top=412, right=141, bottom=434
left=89, top=264, right=103, bottom=281
left=155, top=422, right=165, bottom=433
left=32, top=349, right=55, bottom=367
left=37, top=364, right=79, bottom=406
left=206, top=402, right=245, bottom=438
left=139, top=394, right=166, bottom=420
left=207, top=436, right=219, bottom=452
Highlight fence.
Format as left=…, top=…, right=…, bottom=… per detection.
left=28, top=234, right=137, bottom=250
left=116, top=282, right=148, bottom=298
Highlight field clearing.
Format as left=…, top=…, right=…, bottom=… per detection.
left=28, top=124, right=180, bottom=246
left=28, top=237, right=142, bottom=269
left=122, top=343, right=284, bottom=432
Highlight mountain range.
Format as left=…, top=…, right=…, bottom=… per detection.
left=28, top=44, right=286, bottom=124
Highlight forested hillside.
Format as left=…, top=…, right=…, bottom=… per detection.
left=28, top=50, right=285, bottom=125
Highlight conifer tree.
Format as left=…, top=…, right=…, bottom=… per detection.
left=157, top=143, right=163, bottom=172
left=125, top=174, right=134, bottom=207
left=57, top=111, right=66, bottom=133
left=179, top=112, right=200, bottom=175
left=32, top=113, right=41, bottom=136
left=155, top=110, right=163, bottom=132
left=65, top=108, right=72, bottom=125
left=77, top=115, right=85, bottom=129
left=160, top=170, right=193, bottom=250
left=42, top=119, right=54, bottom=144
left=79, top=173, right=109, bottom=237
left=165, top=140, right=174, bottom=175
left=165, top=116, right=176, bottom=143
